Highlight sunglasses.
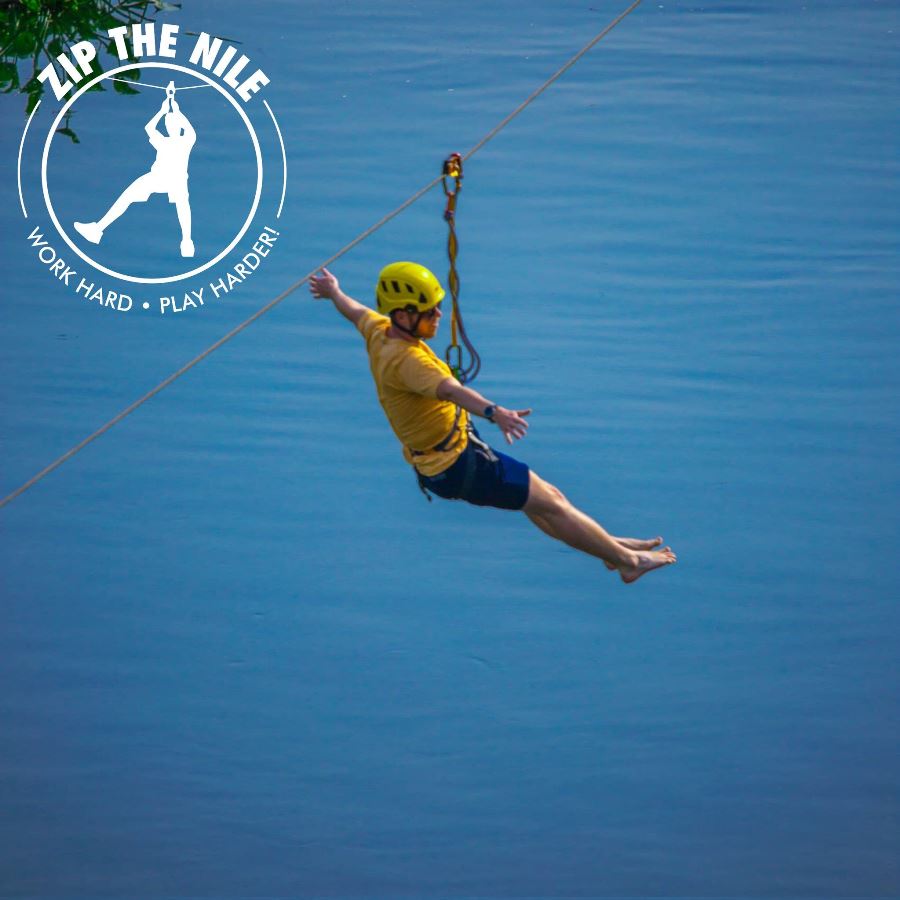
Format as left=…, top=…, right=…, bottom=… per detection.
left=421, top=303, right=442, bottom=320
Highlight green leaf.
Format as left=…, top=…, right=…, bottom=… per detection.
left=1, top=64, right=20, bottom=94
left=54, top=11, right=77, bottom=35
left=113, top=78, right=139, bottom=95
left=85, top=57, right=104, bottom=90
left=26, top=88, right=42, bottom=114
left=23, top=0, right=41, bottom=11
left=13, top=29, right=37, bottom=57
left=56, top=127, right=81, bottom=144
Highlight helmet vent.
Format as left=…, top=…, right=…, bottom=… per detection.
left=419, top=293, right=427, bottom=303
left=380, top=280, right=387, bottom=292
left=405, top=283, right=414, bottom=293
left=391, top=280, right=400, bottom=292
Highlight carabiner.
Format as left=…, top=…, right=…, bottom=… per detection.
left=445, top=342, right=463, bottom=377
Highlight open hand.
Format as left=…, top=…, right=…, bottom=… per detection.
left=309, top=267, right=339, bottom=301
left=493, top=406, right=532, bottom=444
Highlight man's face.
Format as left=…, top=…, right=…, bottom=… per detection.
left=416, top=302, right=442, bottom=339
left=396, top=303, right=442, bottom=339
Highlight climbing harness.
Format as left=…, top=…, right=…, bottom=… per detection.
left=414, top=423, right=496, bottom=503
left=408, top=403, right=465, bottom=461
left=441, top=153, right=481, bottom=384
left=409, top=376, right=468, bottom=502
left=1, top=0, right=644, bottom=509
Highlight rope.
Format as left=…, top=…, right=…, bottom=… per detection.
left=1, top=0, right=643, bottom=510
left=104, top=77, right=212, bottom=90
left=0, top=177, right=442, bottom=509
left=441, top=153, right=481, bottom=384
left=462, top=0, right=643, bottom=162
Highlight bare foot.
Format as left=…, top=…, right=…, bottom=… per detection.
left=603, top=536, right=663, bottom=570
left=616, top=535, right=663, bottom=550
left=618, top=547, right=677, bottom=584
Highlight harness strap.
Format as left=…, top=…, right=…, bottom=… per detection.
left=458, top=434, right=479, bottom=499
left=416, top=473, right=434, bottom=502
left=408, top=404, right=464, bottom=457
left=432, top=404, right=464, bottom=452
left=414, top=422, right=494, bottom=502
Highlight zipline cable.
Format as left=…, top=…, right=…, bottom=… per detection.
left=462, top=0, right=643, bottom=163
left=104, top=77, right=212, bottom=90
left=1, top=0, right=643, bottom=510
left=0, top=176, right=444, bottom=509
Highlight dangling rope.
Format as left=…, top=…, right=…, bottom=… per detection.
left=0, top=0, right=643, bottom=509
left=442, top=152, right=480, bottom=384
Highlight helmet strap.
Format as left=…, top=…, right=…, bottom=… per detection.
left=390, top=310, right=423, bottom=339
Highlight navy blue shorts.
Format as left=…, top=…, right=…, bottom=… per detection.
left=417, top=430, right=530, bottom=511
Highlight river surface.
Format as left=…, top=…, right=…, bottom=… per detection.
left=1, top=1, right=898, bottom=897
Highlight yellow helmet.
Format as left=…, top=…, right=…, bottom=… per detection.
left=376, top=261, right=445, bottom=316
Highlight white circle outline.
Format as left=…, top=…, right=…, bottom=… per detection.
left=41, top=62, right=263, bottom=285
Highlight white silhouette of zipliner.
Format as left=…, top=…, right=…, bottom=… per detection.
left=75, top=83, right=197, bottom=258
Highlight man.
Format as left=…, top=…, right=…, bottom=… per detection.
left=309, top=261, right=676, bottom=584
left=74, top=93, right=196, bottom=258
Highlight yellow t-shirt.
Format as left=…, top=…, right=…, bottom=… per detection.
left=357, top=309, right=469, bottom=476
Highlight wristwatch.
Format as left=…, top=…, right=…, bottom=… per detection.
left=483, top=404, right=497, bottom=422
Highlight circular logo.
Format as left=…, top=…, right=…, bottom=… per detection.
left=41, top=62, right=263, bottom=285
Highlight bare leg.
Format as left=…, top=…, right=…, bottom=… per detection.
left=175, top=196, right=191, bottom=242
left=174, top=196, right=194, bottom=257
left=97, top=174, right=155, bottom=231
left=523, top=472, right=676, bottom=583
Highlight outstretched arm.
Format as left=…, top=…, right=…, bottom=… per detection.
left=437, top=377, right=531, bottom=445
left=308, top=268, right=369, bottom=325
left=145, top=99, right=167, bottom=138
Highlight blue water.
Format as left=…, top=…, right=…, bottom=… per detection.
left=1, top=0, right=898, bottom=897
